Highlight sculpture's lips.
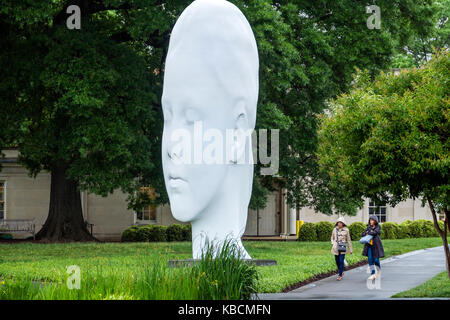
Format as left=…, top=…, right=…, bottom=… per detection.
left=168, top=175, right=187, bottom=189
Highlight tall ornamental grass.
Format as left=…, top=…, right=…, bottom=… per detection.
left=0, top=240, right=257, bottom=300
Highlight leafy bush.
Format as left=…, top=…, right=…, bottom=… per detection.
left=381, top=222, right=399, bottom=239
left=121, top=225, right=167, bottom=242
left=182, top=224, right=192, bottom=241
left=136, top=225, right=153, bottom=241
left=409, top=220, right=425, bottom=238
left=315, top=221, right=334, bottom=241
left=420, top=220, right=437, bottom=237
left=397, top=224, right=410, bottom=239
left=438, top=220, right=445, bottom=235
left=400, top=220, right=414, bottom=238
left=349, top=222, right=366, bottom=241
left=166, top=224, right=185, bottom=242
left=297, top=222, right=317, bottom=241
left=147, top=225, right=167, bottom=242
left=121, top=226, right=139, bottom=242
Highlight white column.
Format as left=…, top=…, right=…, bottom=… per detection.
left=289, top=207, right=296, bottom=235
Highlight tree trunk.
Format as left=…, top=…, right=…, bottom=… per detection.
left=36, top=161, right=97, bottom=242
left=443, top=225, right=450, bottom=279
left=427, top=197, right=450, bottom=278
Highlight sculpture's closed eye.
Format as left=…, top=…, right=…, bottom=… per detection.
left=163, top=108, right=173, bottom=122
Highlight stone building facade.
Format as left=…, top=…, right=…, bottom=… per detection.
left=0, top=148, right=436, bottom=241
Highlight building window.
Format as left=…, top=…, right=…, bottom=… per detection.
left=136, top=187, right=156, bottom=222
left=368, top=200, right=387, bottom=223
left=0, top=182, right=4, bottom=219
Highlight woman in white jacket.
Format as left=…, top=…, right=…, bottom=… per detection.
left=331, top=217, right=353, bottom=281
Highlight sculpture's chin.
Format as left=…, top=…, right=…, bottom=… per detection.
left=170, top=206, right=198, bottom=223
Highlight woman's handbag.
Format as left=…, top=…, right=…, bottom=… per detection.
left=335, top=228, right=347, bottom=252
left=337, top=242, right=347, bottom=252
left=359, top=234, right=373, bottom=244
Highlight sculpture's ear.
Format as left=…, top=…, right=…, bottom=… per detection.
left=230, top=99, right=249, bottom=164
left=233, top=99, right=248, bottom=130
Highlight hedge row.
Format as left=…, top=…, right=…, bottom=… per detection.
left=121, top=224, right=192, bottom=242
left=297, top=219, right=443, bottom=242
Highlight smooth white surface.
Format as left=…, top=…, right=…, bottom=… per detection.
left=289, top=208, right=297, bottom=235
left=161, top=0, right=259, bottom=259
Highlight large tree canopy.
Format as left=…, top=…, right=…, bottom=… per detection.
left=317, top=51, right=449, bottom=276
left=392, top=0, right=449, bottom=67
left=0, top=0, right=440, bottom=240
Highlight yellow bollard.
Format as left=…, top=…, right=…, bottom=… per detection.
left=296, top=220, right=304, bottom=238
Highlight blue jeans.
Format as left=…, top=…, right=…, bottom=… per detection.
left=335, top=253, right=345, bottom=276
left=368, top=246, right=381, bottom=275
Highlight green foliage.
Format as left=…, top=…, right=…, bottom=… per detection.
left=318, top=50, right=449, bottom=223
left=0, top=0, right=438, bottom=219
left=166, top=224, right=185, bottom=242
left=121, top=224, right=192, bottom=242
left=397, top=224, right=411, bottom=239
left=120, top=226, right=139, bottom=242
left=181, top=224, right=192, bottom=241
left=381, top=222, right=399, bottom=239
left=0, top=241, right=258, bottom=300
left=438, top=220, right=445, bottom=235
left=409, top=221, right=425, bottom=238
left=399, top=0, right=450, bottom=66
left=349, top=222, right=366, bottom=241
left=147, top=225, right=167, bottom=242
left=297, top=220, right=443, bottom=242
left=297, top=222, right=317, bottom=242
left=195, top=239, right=259, bottom=300
left=416, top=220, right=437, bottom=238
left=0, top=238, right=445, bottom=296
left=315, top=221, right=334, bottom=242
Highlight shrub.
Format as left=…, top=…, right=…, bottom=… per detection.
left=315, top=221, right=335, bottom=241
left=147, top=225, right=168, bottom=242
left=166, top=224, right=185, bottom=242
left=409, top=220, right=427, bottom=238
left=182, top=224, right=192, bottom=241
left=121, top=226, right=139, bottom=242
left=297, top=222, right=317, bottom=241
left=381, top=222, right=399, bottom=239
left=437, top=220, right=445, bottom=235
left=135, top=225, right=153, bottom=241
left=420, top=220, right=437, bottom=237
left=349, top=222, right=366, bottom=241
left=400, top=220, right=414, bottom=238
left=397, top=224, right=410, bottom=239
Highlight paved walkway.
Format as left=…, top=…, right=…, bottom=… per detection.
left=257, top=246, right=447, bottom=300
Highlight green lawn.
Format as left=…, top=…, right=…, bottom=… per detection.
left=0, top=237, right=445, bottom=294
left=392, top=271, right=450, bottom=298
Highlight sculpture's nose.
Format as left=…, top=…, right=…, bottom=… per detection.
left=167, top=137, right=183, bottom=163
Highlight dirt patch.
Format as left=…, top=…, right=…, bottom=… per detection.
left=281, top=260, right=369, bottom=293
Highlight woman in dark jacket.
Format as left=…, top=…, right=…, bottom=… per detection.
left=362, top=215, right=385, bottom=280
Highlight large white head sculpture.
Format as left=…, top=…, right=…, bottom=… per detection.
left=161, top=0, right=259, bottom=259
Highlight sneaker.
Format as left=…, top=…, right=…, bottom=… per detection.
left=368, top=274, right=376, bottom=281
left=337, top=276, right=342, bottom=281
